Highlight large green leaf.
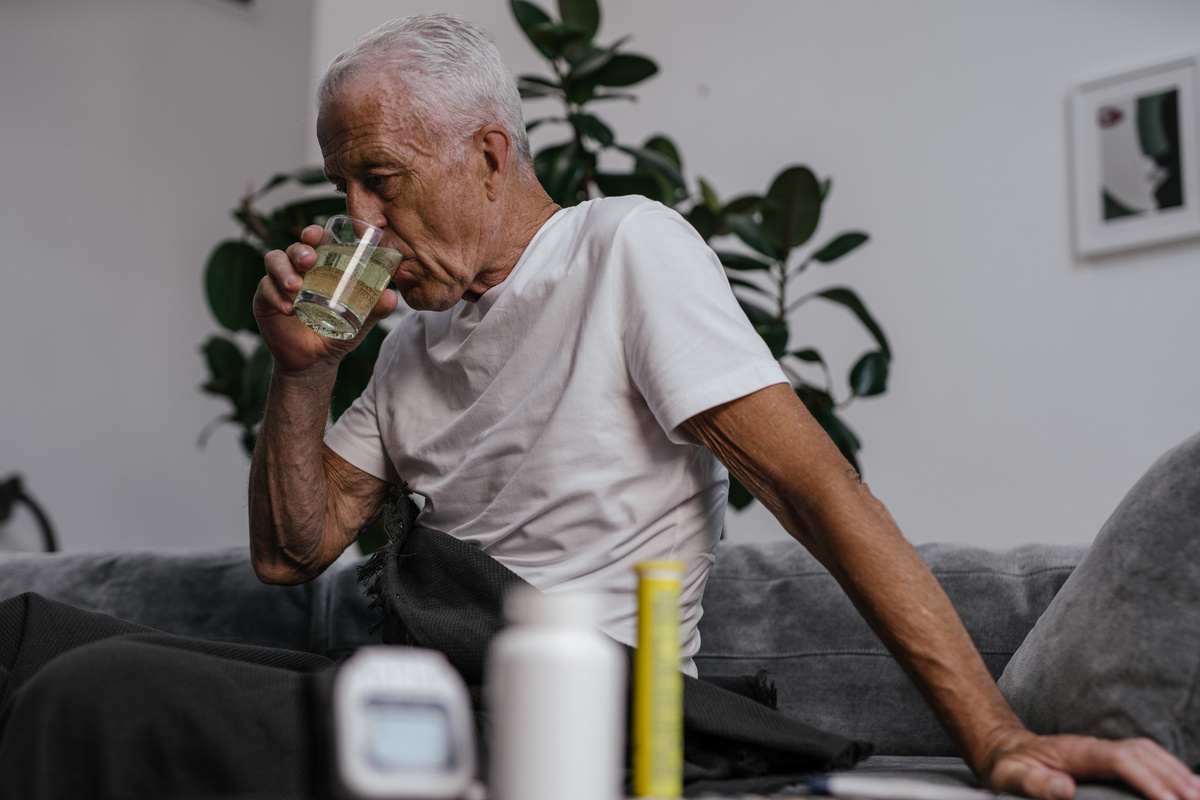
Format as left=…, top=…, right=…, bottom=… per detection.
left=727, top=474, right=755, bottom=510
left=593, top=171, right=659, bottom=198
left=527, top=21, right=591, bottom=61
left=590, top=90, right=640, bottom=103
left=518, top=75, right=563, bottom=99
left=332, top=324, right=387, bottom=422
left=642, top=135, right=681, bottom=168
left=534, top=141, right=590, bottom=205
left=712, top=194, right=761, bottom=237
left=791, top=348, right=825, bottom=365
left=562, top=66, right=604, bottom=106
left=815, top=287, right=892, bottom=358
left=722, top=195, right=761, bottom=216
left=762, top=165, right=822, bottom=252
left=685, top=203, right=717, bottom=240
left=726, top=215, right=783, bottom=260
left=558, top=0, right=600, bottom=42
left=634, top=135, right=685, bottom=203
left=205, top=240, right=263, bottom=334
left=615, top=144, right=685, bottom=192
left=566, top=37, right=630, bottom=76
left=567, top=112, right=614, bottom=147
left=849, top=350, right=890, bottom=398
left=511, top=0, right=557, bottom=58
left=593, top=54, right=657, bottom=87
left=739, top=300, right=788, bottom=358
left=699, top=178, right=722, bottom=214
left=239, top=341, right=273, bottom=430
left=789, top=349, right=833, bottom=395
left=796, top=385, right=861, bottom=472
left=726, top=274, right=772, bottom=303
left=715, top=250, right=772, bottom=271
left=200, top=335, right=244, bottom=399
left=812, top=231, right=869, bottom=264
left=512, top=0, right=552, bottom=33
left=271, top=196, right=346, bottom=229
left=254, top=166, right=331, bottom=200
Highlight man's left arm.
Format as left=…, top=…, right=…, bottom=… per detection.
left=682, top=383, right=1200, bottom=800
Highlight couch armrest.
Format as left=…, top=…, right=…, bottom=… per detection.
left=0, top=548, right=380, bottom=657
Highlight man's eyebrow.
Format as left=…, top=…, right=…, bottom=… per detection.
left=328, top=150, right=409, bottom=179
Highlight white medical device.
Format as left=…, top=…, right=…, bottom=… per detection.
left=331, top=646, right=476, bottom=800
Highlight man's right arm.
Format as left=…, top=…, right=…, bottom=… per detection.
left=248, top=225, right=397, bottom=585
left=248, top=369, right=390, bottom=585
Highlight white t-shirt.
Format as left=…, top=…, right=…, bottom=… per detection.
left=326, top=196, right=787, bottom=672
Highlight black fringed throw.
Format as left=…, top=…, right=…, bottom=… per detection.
left=358, top=488, right=873, bottom=796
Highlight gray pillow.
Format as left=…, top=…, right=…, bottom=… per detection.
left=999, top=430, right=1200, bottom=768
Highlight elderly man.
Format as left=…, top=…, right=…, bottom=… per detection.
left=248, top=13, right=1199, bottom=800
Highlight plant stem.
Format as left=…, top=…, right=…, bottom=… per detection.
left=786, top=289, right=820, bottom=316
left=776, top=258, right=787, bottom=323
left=787, top=257, right=812, bottom=280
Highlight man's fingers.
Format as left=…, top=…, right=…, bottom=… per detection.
left=300, top=223, right=324, bottom=246
left=1095, top=738, right=1200, bottom=800
left=255, top=274, right=294, bottom=316
left=283, top=241, right=317, bottom=279
left=261, top=250, right=301, bottom=314
left=1069, top=737, right=1198, bottom=800
left=991, top=757, right=1076, bottom=800
left=990, top=735, right=1200, bottom=800
left=366, top=288, right=400, bottom=323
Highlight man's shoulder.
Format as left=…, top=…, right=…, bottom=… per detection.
left=537, top=196, right=698, bottom=269
left=559, top=195, right=685, bottom=237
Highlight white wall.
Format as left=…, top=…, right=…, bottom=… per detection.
left=4, top=0, right=1195, bottom=554
left=0, top=0, right=314, bottom=552
left=309, top=0, right=1200, bottom=549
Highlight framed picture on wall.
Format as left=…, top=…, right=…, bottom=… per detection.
left=1070, top=54, right=1200, bottom=257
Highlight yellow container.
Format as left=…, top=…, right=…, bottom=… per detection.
left=632, top=560, right=684, bottom=798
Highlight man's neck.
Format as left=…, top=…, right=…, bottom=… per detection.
left=467, top=172, right=561, bottom=299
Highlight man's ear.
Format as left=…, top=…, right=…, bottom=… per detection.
left=477, top=124, right=512, bottom=200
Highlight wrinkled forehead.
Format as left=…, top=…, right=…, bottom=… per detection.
left=317, top=75, right=444, bottom=173
left=318, top=71, right=413, bottom=145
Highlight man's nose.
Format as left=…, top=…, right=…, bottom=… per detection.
left=345, top=185, right=388, bottom=229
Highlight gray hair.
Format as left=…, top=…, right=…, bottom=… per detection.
left=317, top=14, right=532, bottom=167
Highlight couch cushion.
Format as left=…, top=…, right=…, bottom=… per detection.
left=696, top=540, right=1085, bottom=756
left=0, top=548, right=380, bottom=658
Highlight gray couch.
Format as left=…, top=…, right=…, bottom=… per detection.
left=0, top=538, right=1101, bottom=794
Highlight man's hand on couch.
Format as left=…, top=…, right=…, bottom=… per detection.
left=984, top=728, right=1200, bottom=800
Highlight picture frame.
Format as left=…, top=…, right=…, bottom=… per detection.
left=1069, top=54, right=1200, bottom=258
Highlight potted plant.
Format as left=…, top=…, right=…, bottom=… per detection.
left=511, top=0, right=890, bottom=506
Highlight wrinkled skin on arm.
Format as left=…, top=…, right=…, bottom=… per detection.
left=248, top=224, right=396, bottom=585
left=683, top=383, right=1200, bottom=800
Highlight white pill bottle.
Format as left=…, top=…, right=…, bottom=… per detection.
left=485, top=586, right=626, bottom=800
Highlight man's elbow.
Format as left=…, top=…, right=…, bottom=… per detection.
left=250, top=546, right=325, bottom=586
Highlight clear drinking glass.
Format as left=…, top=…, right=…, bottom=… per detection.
left=293, top=215, right=402, bottom=340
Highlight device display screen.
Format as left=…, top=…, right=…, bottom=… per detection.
left=365, top=699, right=454, bottom=771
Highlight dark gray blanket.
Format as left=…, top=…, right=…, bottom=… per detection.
left=358, top=490, right=873, bottom=795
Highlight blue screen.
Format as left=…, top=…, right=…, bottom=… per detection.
left=365, top=700, right=453, bottom=771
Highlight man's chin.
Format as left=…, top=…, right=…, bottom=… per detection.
left=398, top=289, right=459, bottom=313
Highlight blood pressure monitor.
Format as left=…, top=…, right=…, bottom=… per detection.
left=331, top=646, right=477, bottom=800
